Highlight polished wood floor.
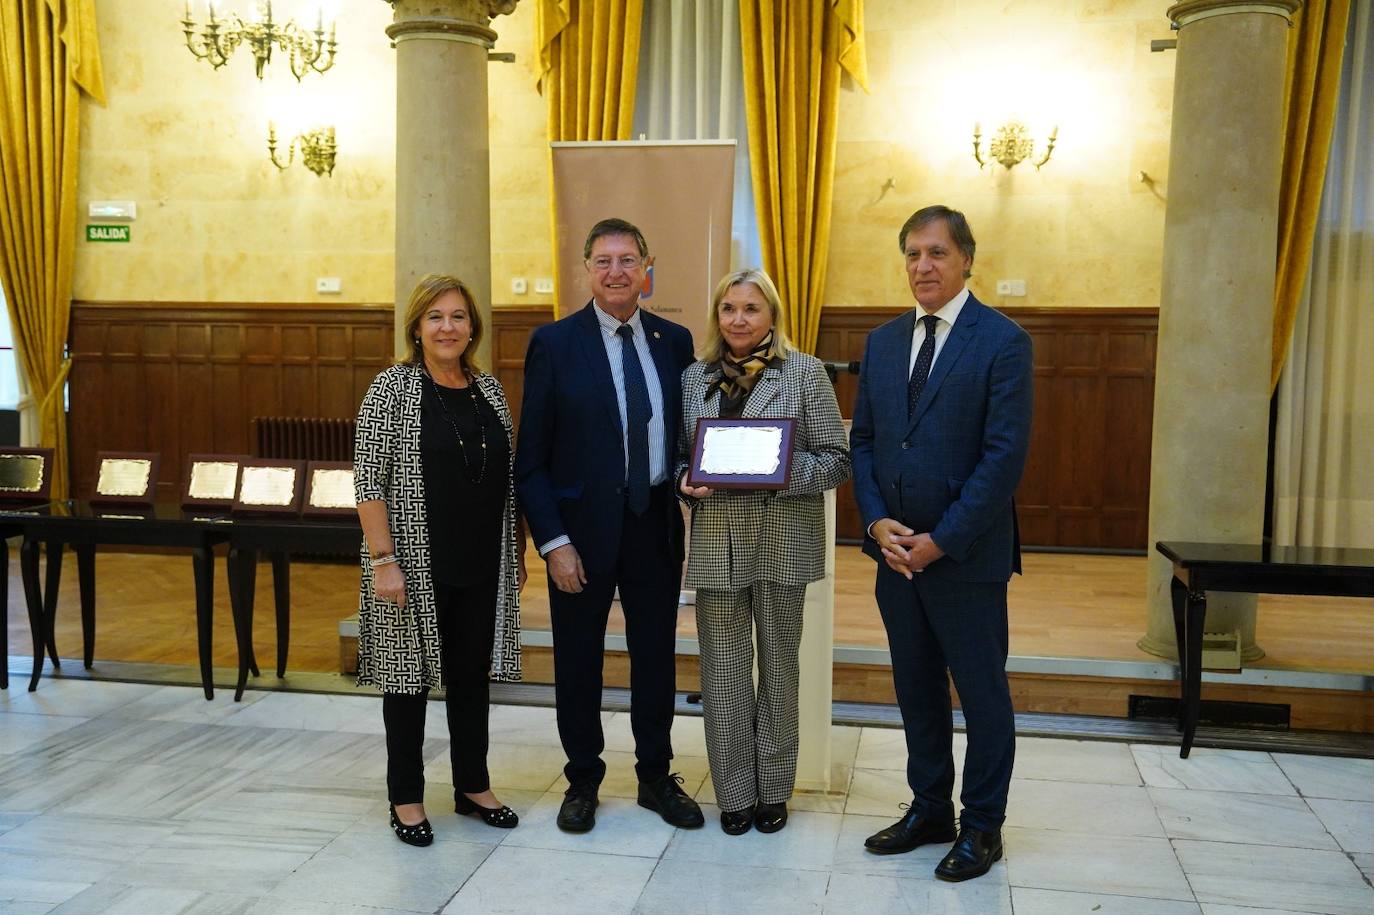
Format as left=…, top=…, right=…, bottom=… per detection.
left=6, top=544, right=1373, bottom=676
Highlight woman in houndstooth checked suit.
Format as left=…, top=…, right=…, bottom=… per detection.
left=677, top=269, right=850, bottom=835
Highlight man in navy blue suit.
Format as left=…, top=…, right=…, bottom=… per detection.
left=850, top=205, right=1033, bottom=881
left=515, top=218, right=702, bottom=833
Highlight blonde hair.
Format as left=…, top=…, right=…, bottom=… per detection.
left=399, top=274, right=484, bottom=374
left=698, top=268, right=794, bottom=363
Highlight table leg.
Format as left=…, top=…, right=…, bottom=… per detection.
left=76, top=544, right=97, bottom=669
left=229, top=546, right=260, bottom=702
left=1169, top=575, right=1187, bottom=736
left=1181, top=588, right=1208, bottom=758
left=42, top=541, right=62, bottom=668
left=20, top=539, right=44, bottom=691
left=271, top=551, right=290, bottom=678
left=1, top=537, right=8, bottom=690
left=191, top=545, right=215, bottom=700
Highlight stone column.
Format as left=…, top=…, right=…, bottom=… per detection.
left=385, top=0, right=518, bottom=366
left=1140, top=0, right=1300, bottom=662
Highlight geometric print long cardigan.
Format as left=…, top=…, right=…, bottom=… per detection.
left=353, top=362, right=522, bottom=693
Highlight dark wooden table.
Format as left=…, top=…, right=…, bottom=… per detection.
left=1, top=501, right=233, bottom=697
left=1156, top=540, right=1374, bottom=758
left=224, top=514, right=361, bottom=701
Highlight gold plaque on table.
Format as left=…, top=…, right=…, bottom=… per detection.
left=188, top=461, right=240, bottom=501
left=232, top=459, right=304, bottom=514
left=97, top=459, right=152, bottom=497
left=91, top=451, right=160, bottom=505
left=302, top=461, right=357, bottom=517
left=240, top=466, right=298, bottom=506
left=0, top=453, right=46, bottom=494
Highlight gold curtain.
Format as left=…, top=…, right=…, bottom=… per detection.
left=0, top=0, right=105, bottom=499
left=739, top=0, right=867, bottom=354
left=536, top=0, right=643, bottom=142
left=1271, top=0, right=1350, bottom=391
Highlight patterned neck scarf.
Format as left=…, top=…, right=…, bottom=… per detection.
left=707, top=330, right=780, bottom=417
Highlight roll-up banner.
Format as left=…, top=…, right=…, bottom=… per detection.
left=550, top=140, right=736, bottom=345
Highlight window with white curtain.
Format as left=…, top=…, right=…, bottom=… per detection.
left=1272, top=3, right=1374, bottom=548
left=632, top=0, right=762, bottom=272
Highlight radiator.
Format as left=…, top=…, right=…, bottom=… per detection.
left=251, top=416, right=355, bottom=462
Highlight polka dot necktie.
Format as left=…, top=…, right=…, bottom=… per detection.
left=907, top=314, right=940, bottom=417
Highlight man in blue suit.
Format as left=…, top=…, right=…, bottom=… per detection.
left=851, top=205, right=1033, bottom=881
left=515, top=218, right=702, bottom=833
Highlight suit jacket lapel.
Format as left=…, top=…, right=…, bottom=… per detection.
left=906, top=297, right=983, bottom=432
left=742, top=365, right=782, bottom=418
left=641, top=309, right=680, bottom=468
left=883, top=309, right=918, bottom=415
left=575, top=302, right=624, bottom=436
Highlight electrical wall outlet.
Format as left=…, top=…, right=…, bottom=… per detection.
left=996, top=279, right=1027, bottom=297
left=534, top=278, right=555, bottom=294
left=511, top=277, right=528, bottom=295
left=316, top=277, right=342, bottom=294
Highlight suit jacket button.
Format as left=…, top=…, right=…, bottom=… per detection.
left=901, top=441, right=911, bottom=450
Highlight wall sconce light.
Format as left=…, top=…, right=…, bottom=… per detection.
left=182, top=1, right=338, bottom=80
left=267, top=123, right=336, bottom=177
left=973, top=122, right=1058, bottom=171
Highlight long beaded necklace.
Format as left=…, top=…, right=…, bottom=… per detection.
left=424, top=369, right=488, bottom=484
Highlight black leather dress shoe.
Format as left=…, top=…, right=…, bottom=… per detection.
left=863, top=807, right=957, bottom=854
left=637, top=773, right=705, bottom=828
left=720, top=807, right=754, bottom=835
left=934, top=826, right=1003, bottom=881
left=557, top=783, right=598, bottom=833
left=754, top=802, right=788, bottom=834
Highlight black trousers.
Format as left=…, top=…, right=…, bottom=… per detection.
left=382, top=576, right=498, bottom=805
left=875, top=566, right=1015, bottom=832
left=549, top=485, right=681, bottom=787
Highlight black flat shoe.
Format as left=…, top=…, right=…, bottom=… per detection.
left=864, top=805, right=956, bottom=855
left=456, top=795, right=519, bottom=829
left=557, top=783, right=599, bottom=833
left=754, top=802, right=788, bottom=833
left=389, top=804, right=433, bottom=847
left=720, top=808, right=754, bottom=835
left=637, top=773, right=705, bottom=828
left=934, top=826, right=1003, bottom=882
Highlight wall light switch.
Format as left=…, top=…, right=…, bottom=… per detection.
left=534, top=278, right=555, bottom=295
left=511, top=277, right=528, bottom=295
left=316, top=277, right=342, bottom=294
left=997, top=279, right=1027, bottom=297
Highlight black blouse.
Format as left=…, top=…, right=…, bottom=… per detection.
left=419, top=376, right=511, bottom=587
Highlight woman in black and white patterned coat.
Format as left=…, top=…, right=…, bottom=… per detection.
left=677, top=268, right=850, bottom=836
left=354, top=274, right=525, bottom=847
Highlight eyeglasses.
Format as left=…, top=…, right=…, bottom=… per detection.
left=587, top=255, right=644, bottom=271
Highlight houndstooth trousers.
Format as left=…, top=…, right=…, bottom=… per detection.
left=695, top=582, right=807, bottom=812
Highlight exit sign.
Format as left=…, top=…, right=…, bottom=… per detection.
left=86, top=224, right=130, bottom=242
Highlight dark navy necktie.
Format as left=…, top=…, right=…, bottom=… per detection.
left=616, top=324, right=652, bottom=515
left=907, top=314, right=940, bottom=417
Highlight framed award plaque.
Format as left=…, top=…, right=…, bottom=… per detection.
left=687, top=417, right=797, bottom=490
left=90, top=451, right=160, bottom=505
left=302, top=461, right=357, bottom=518
left=0, top=447, right=54, bottom=502
left=182, top=454, right=248, bottom=509
left=232, top=460, right=304, bottom=515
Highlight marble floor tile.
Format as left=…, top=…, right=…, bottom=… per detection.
left=1174, top=839, right=1374, bottom=915
left=500, top=791, right=678, bottom=858
left=446, top=844, right=657, bottom=914
left=120, top=818, right=332, bottom=896
left=0, top=679, right=160, bottom=718
left=1011, top=887, right=1201, bottom=914
left=550, top=749, right=709, bottom=800
left=1150, top=787, right=1338, bottom=849
left=1014, top=737, right=1142, bottom=786
left=1307, top=798, right=1374, bottom=853
left=831, top=725, right=862, bottom=770
left=216, top=691, right=385, bottom=734
left=50, top=763, right=251, bottom=820
left=268, top=826, right=492, bottom=912
left=144, top=722, right=385, bottom=777
left=844, top=767, right=914, bottom=817
left=830, top=813, right=965, bottom=880
left=826, top=871, right=1013, bottom=914
left=0, top=812, right=30, bottom=837
left=173, top=769, right=381, bottom=839
left=602, top=710, right=706, bottom=758
left=1005, top=779, right=1164, bottom=837
left=0, top=873, right=90, bottom=910
left=21, top=716, right=203, bottom=765
left=468, top=741, right=564, bottom=793
left=0, top=814, right=182, bottom=871
left=638, top=856, right=830, bottom=914
left=0, top=757, right=126, bottom=815
left=485, top=702, right=566, bottom=746
left=1354, top=852, right=1374, bottom=883
left=98, top=684, right=268, bottom=723
left=51, top=883, right=259, bottom=915
left=1199, top=906, right=1335, bottom=915
left=1131, top=745, right=1295, bottom=796
left=248, top=902, right=429, bottom=915
left=1003, top=826, right=1194, bottom=901
left=1272, top=753, right=1374, bottom=802
left=663, top=805, right=842, bottom=872
left=0, top=712, right=88, bottom=756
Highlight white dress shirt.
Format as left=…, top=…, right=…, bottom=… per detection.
left=908, top=286, right=970, bottom=379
